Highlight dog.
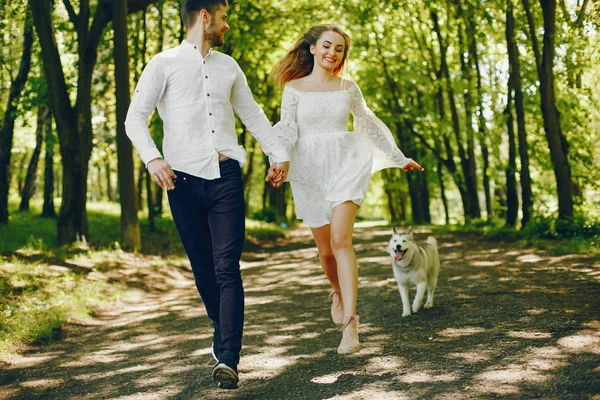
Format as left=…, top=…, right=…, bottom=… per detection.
left=388, top=227, right=440, bottom=317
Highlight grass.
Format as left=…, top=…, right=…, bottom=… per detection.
left=0, top=256, right=121, bottom=362
left=1, top=198, right=286, bottom=255
left=0, top=198, right=286, bottom=361
left=429, top=218, right=600, bottom=256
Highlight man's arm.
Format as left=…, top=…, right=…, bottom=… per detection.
left=230, top=62, right=290, bottom=168
left=125, top=56, right=175, bottom=189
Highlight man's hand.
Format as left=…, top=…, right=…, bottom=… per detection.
left=148, top=158, right=176, bottom=190
left=265, top=161, right=290, bottom=188
left=402, top=159, right=424, bottom=173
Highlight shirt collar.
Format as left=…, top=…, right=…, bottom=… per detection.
left=181, top=40, right=214, bottom=56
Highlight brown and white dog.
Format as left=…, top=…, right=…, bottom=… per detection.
left=388, top=227, right=440, bottom=317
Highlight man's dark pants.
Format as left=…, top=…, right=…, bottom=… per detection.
left=167, top=158, right=245, bottom=361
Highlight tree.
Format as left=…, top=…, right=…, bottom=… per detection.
left=41, top=108, right=56, bottom=218
left=0, top=6, right=33, bottom=222
left=114, top=0, right=141, bottom=249
left=30, top=0, right=157, bottom=244
left=522, top=0, right=574, bottom=220
left=19, top=106, right=47, bottom=211
left=506, top=0, right=533, bottom=227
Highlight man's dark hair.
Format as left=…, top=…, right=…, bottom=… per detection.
left=181, top=0, right=228, bottom=29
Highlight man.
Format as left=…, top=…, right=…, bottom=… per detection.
left=125, top=0, right=289, bottom=389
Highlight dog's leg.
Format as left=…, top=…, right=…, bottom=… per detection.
left=424, top=286, right=435, bottom=309
left=398, top=284, right=411, bottom=317
left=425, top=268, right=439, bottom=309
left=412, top=282, right=427, bottom=313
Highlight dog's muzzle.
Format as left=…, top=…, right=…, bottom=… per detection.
left=394, top=245, right=407, bottom=261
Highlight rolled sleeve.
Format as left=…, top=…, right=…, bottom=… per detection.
left=125, top=56, right=167, bottom=166
left=230, top=63, right=289, bottom=163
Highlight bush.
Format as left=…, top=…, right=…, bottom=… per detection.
left=252, top=207, right=277, bottom=223
left=523, top=215, right=600, bottom=239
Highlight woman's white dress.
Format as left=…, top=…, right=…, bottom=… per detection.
left=274, top=83, right=411, bottom=228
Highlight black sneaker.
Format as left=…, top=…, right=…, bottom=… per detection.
left=212, top=350, right=239, bottom=389
left=211, top=322, right=221, bottom=362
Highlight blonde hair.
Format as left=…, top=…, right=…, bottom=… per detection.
left=272, top=24, right=352, bottom=87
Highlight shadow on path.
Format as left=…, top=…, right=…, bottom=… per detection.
left=1, top=226, right=599, bottom=399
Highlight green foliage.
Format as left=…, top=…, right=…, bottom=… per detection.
left=0, top=258, right=120, bottom=361
left=252, top=206, right=277, bottom=223
left=523, top=215, right=600, bottom=239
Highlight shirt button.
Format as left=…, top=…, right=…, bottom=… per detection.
left=209, top=113, right=213, bottom=116
left=207, top=93, right=210, bottom=96
left=205, top=76, right=208, bottom=79
left=212, top=130, right=215, bottom=133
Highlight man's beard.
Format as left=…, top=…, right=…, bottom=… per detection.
left=206, top=22, right=224, bottom=47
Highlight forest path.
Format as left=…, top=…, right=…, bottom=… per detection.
left=1, top=225, right=599, bottom=399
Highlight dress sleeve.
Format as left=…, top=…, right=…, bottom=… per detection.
left=349, top=84, right=411, bottom=172
left=274, top=86, right=299, bottom=152
left=270, top=86, right=300, bottom=181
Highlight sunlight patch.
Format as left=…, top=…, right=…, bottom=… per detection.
left=74, top=364, right=154, bottom=380
left=470, top=260, right=503, bottom=267
left=325, top=382, right=411, bottom=399
left=517, top=254, right=543, bottom=263
left=397, top=371, right=460, bottom=383
left=311, top=371, right=345, bottom=384
left=364, top=356, right=405, bottom=376
left=506, top=331, right=553, bottom=339
left=20, top=378, right=65, bottom=389
left=437, top=327, right=486, bottom=338
left=447, top=350, right=493, bottom=363
left=558, top=332, right=600, bottom=354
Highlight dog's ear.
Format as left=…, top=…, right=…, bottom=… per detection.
left=393, top=226, right=397, bottom=234
left=408, top=226, right=414, bottom=236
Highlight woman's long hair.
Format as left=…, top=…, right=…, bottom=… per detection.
left=271, top=24, right=352, bottom=87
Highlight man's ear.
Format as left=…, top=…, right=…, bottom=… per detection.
left=199, top=9, right=211, bottom=25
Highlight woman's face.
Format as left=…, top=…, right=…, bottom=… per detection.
left=310, top=31, right=346, bottom=73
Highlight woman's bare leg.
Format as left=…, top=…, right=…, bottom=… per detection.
left=311, top=224, right=343, bottom=323
left=330, top=201, right=360, bottom=353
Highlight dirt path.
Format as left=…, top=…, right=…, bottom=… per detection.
left=1, top=226, right=599, bottom=399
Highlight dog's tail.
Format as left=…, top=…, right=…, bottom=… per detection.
left=426, top=236, right=438, bottom=248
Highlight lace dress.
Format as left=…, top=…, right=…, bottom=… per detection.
left=274, top=83, right=411, bottom=228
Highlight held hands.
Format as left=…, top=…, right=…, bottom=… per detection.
left=265, top=161, right=290, bottom=188
left=402, top=159, right=424, bottom=173
left=147, top=158, right=176, bottom=190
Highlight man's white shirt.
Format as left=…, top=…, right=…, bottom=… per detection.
left=125, top=40, right=288, bottom=179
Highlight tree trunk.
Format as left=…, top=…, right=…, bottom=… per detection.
left=505, top=78, right=519, bottom=227
left=437, top=159, right=450, bottom=225
left=0, top=7, right=33, bottom=222
left=507, top=0, right=533, bottom=227
left=42, top=109, right=56, bottom=218
left=395, top=122, right=430, bottom=224
left=467, top=4, right=492, bottom=220
left=457, top=3, right=481, bottom=220
left=105, top=156, right=115, bottom=202
left=20, top=106, right=47, bottom=211
left=522, top=0, right=573, bottom=220
left=114, top=0, right=141, bottom=250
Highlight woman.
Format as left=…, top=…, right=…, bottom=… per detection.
left=270, top=24, right=423, bottom=354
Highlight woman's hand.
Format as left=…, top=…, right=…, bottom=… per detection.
left=402, top=159, right=424, bottom=172
left=265, top=161, right=290, bottom=188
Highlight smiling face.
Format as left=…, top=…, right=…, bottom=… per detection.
left=310, top=31, right=346, bottom=73
left=205, top=4, right=230, bottom=46
left=389, top=232, right=414, bottom=262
